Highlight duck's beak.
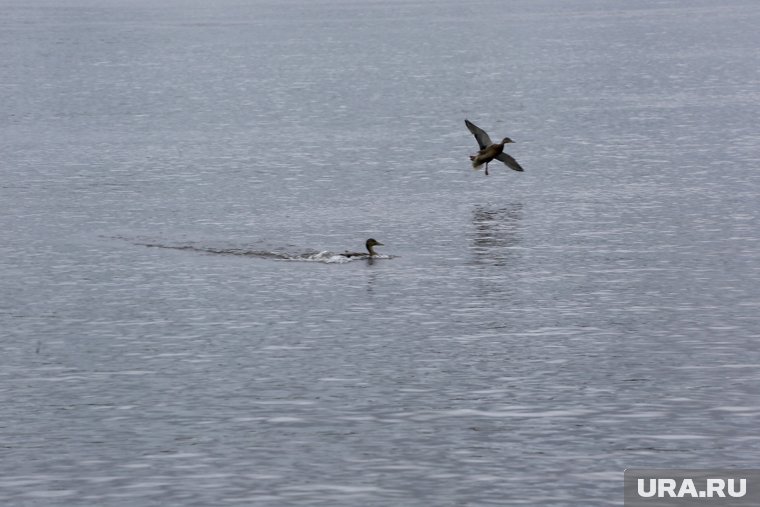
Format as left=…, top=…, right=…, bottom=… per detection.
left=376, top=242, right=384, bottom=246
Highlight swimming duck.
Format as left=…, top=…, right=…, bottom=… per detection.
left=465, top=119, right=524, bottom=176
left=342, top=238, right=384, bottom=258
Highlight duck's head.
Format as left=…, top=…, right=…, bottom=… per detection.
left=501, top=137, right=515, bottom=144
left=365, top=238, right=384, bottom=255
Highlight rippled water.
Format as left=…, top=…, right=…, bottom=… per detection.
left=2, top=0, right=760, bottom=505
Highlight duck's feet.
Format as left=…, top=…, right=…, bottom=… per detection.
left=485, top=164, right=489, bottom=176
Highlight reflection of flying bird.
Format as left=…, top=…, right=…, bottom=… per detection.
left=465, top=119, right=524, bottom=176
left=342, top=238, right=384, bottom=258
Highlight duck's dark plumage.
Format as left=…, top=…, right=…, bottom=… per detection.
left=465, top=119, right=524, bottom=175
left=342, top=238, right=384, bottom=258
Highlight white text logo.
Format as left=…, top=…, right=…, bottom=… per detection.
left=637, top=478, right=746, bottom=498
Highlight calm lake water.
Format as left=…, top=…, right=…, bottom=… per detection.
left=2, top=0, right=760, bottom=505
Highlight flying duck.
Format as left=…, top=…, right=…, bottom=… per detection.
left=465, top=119, right=524, bottom=176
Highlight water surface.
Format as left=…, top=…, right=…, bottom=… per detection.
left=2, top=0, right=760, bottom=505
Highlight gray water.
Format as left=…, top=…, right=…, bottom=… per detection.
left=2, top=0, right=760, bottom=505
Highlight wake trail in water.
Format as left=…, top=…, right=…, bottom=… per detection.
left=113, top=237, right=391, bottom=264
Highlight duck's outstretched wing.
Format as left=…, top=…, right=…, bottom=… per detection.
left=465, top=119, right=492, bottom=150
left=495, top=152, right=524, bottom=172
